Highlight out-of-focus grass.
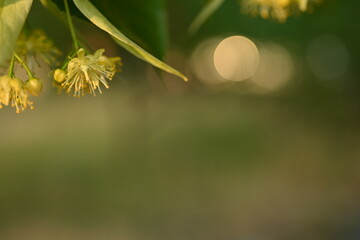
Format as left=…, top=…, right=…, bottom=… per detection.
left=0, top=89, right=359, bottom=240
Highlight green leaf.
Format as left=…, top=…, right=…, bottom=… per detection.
left=0, top=0, right=33, bottom=66
left=188, top=0, right=225, bottom=35
left=72, top=0, right=188, bottom=82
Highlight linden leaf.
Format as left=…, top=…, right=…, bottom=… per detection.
left=0, top=0, right=33, bottom=66
left=72, top=0, right=188, bottom=82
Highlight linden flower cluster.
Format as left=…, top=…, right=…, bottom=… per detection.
left=16, top=29, right=61, bottom=67
left=0, top=0, right=123, bottom=113
left=0, top=29, right=121, bottom=113
left=0, top=76, right=42, bottom=113
left=240, top=0, right=316, bottom=22
left=0, top=29, right=55, bottom=113
left=54, top=48, right=122, bottom=97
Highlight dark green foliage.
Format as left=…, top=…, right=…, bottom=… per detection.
left=51, top=0, right=167, bottom=59
left=90, top=0, right=167, bottom=59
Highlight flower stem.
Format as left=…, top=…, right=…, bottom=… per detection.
left=60, top=50, right=77, bottom=70
left=64, top=0, right=79, bottom=50
left=14, top=53, right=35, bottom=78
left=8, top=54, right=16, bottom=77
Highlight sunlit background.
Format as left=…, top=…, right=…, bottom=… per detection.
left=0, top=0, right=360, bottom=239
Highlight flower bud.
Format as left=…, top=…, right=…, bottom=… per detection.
left=25, top=78, right=43, bottom=96
left=54, top=69, right=66, bottom=83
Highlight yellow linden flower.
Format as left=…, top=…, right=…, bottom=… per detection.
left=98, top=56, right=123, bottom=74
left=240, top=0, right=316, bottom=22
left=0, top=76, right=34, bottom=113
left=298, top=0, right=309, bottom=11
left=61, top=48, right=121, bottom=97
left=16, top=29, right=61, bottom=67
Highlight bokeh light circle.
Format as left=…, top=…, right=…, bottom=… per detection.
left=190, top=38, right=226, bottom=85
left=251, top=42, right=294, bottom=92
left=307, top=35, right=350, bottom=82
left=214, top=36, right=260, bottom=82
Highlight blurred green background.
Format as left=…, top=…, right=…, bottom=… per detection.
left=0, top=0, right=359, bottom=239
